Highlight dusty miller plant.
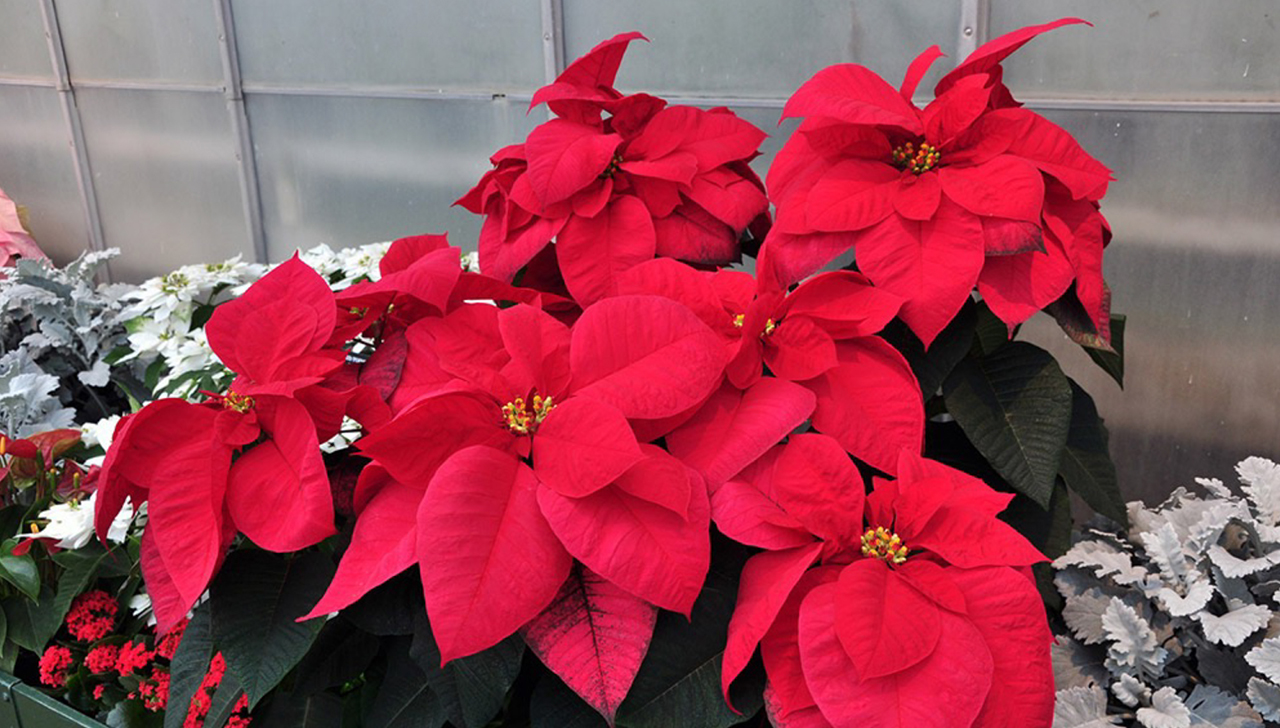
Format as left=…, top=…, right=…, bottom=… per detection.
left=1051, top=457, right=1280, bottom=727
left=0, top=250, right=142, bottom=430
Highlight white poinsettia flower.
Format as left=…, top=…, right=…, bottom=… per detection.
left=19, top=493, right=133, bottom=549
left=81, top=414, right=123, bottom=467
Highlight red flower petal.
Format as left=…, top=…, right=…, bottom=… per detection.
left=935, top=18, right=1090, bottom=97
left=94, top=400, right=190, bottom=541
left=770, top=434, right=865, bottom=549
left=948, top=567, right=1055, bottom=728
left=685, top=167, right=769, bottom=231
left=804, top=159, right=901, bottom=232
left=482, top=215, right=564, bottom=284
left=807, top=339, right=923, bottom=475
left=537, top=477, right=709, bottom=615
left=709, top=475, right=814, bottom=551
left=799, top=581, right=993, bottom=728
left=782, top=64, right=923, bottom=135
left=892, top=172, right=942, bottom=221
left=756, top=228, right=861, bottom=291
left=358, top=390, right=513, bottom=487
left=206, top=255, right=338, bottom=386
left=760, top=567, right=841, bottom=720
left=226, top=397, right=335, bottom=552
left=557, top=196, right=657, bottom=306
left=418, top=446, right=572, bottom=663
left=722, top=543, right=824, bottom=704
left=899, top=45, right=944, bottom=102
left=939, top=155, right=1044, bottom=224
left=896, top=560, right=968, bottom=614
left=855, top=200, right=984, bottom=347
left=521, top=566, right=657, bottom=725
left=524, top=120, right=623, bottom=207
left=911, top=503, right=1047, bottom=569
left=666, top=378, right=816, bottom=487
left=895, top=450, right=1012, bottom=519
left=1007, top=113, right=1112, bottom=200
left=615, top=258, right=732, bottom=336
left=300, top=473, right=420, bottom=620
left=379, top=234, right=450, bottom=275
left=530, top=32, right=647, bottom=112
left=652, top=202, right=739, bottom=266
left=627, top=106, right=767, bottom=173
left=532, top=397, right=644, bottom=499
left=613, top=444, right=695, bottom=519
left=779, top=271, right=904, bottom=340
left=922, top=74, right=993, bottom=148
left=832, top=559, right=940, bottom=680
left=978, top=240, right=1075, bottom=327
left=497, top=303, right=572, bottom=399
left=569, top=294, right=724, bottom=419
left=765, top=317, right=837, bottom=382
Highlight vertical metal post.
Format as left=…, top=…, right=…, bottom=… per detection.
left=213, top=0, right=268, bottom=265
left=957, top=0, right=990, bottom=61
left=539, top=0, right=564, bottom=120
left=38, top=0, right=109, bottom=281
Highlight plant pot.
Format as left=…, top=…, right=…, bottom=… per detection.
left=0, top=673, right=105, bottom=728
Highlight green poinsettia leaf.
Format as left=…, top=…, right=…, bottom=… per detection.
left=943, top=342, right=1073, bottom=508
left=164, top=607, right=213, bottom=728
left=211, top=550, right=335, bottom=709
left=0, top=551, right=40, bottom=600
left=409, top=613, right=524, bottom=728
left=1059, top=380, right=1126, bottom=526
left=366, top=637, right=447, bottom=728
left=531, top=673, right=609, bottom=728
left=1085, top=314, right=1125, bottom=389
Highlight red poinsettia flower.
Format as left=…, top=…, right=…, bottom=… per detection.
left=456, top=32, right=771, bottom=306
left=615, top=258, right=922, bottom=475
left=763, top=18, right=1113, bottom=347
left=95, top=256, right=355, bottom=630
left=719, top=442, right=1052, bottom=728
left=302, top=295, right=724, bottom=663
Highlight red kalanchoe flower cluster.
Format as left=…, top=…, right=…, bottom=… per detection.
left=38, top=645, right=73, bottom=688
left=155, top=618, right=189, bottom=660
left=133, top=670, right=171, bottom=712
left=457, top=32, right=770, bottom=306
left=115, top=640, right=154, bottom=676
left=185, top=653, right=249, bottom=728
left=85, top=644, right=120, bottom=674
left=763, top=19, right=1113, bottom=347
left=66, top=589, right=118, bottom=641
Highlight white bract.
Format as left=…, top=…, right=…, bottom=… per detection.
left=18, top=492, right=133, bottom=549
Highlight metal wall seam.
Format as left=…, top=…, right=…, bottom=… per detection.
left=213, top=0, right=268, bottom=265
left=37, top=0, right=109, bottom=281
left=539, top=0, right=564, bottom=121
left=957, top=0, right=984, bottom=60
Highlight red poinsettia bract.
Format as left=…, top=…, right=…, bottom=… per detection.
left=763, top=18, right=1113, bottom=347
left=456, top=32, right=771, bottom=306
left=303, top=294, right=724, bottom=667
left=719, top=441, right=1052, bottom=728
left=94, top=257, right=353, bottom=629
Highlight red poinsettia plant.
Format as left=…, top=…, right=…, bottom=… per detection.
left=89, top=21, right=1125, bottom=728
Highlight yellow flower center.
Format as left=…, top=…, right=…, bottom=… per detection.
left=891, top=142, right=940, bottom=174
left=599, top=153, right=624, bottom=179
left=502, top=395, right=555, bottom=435
left=861, top=526, right=909, bottom=564
left=762, top=318, right=778, bottom=336
left=732, top=313, right=745, bottom=328
left=222, top=392, right=255, bottom=413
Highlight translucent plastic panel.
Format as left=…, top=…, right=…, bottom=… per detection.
left=562, top=0, right=961, bottom=99
left=0, top=0, right=53, bottom=80
left=990, top=2, right=1280, bottom=100
left=1019, top=109, right=1280, bottom=503
left=54, top=0, right=223, bottom=84
left=0, top=85, right=88, bottom=263
left=232, top=0, right=543, bottom=91
left=248, top=94, right=542, bottom=261
left=75, top=88, right=251, bottom=282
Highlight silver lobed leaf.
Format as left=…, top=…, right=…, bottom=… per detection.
left=1136, top=687, right=1192, bottom=728
left=1054, top=686, right=1121, bottom=727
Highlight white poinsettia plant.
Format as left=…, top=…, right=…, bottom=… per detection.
left=1052, top=457, right=1280, bottom=728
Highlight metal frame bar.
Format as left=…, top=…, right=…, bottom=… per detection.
left=37, top=0, right=108, bottom=281
left=540, top=0, right=565, bottom=83
left=212, top=0, right=267, bottom=264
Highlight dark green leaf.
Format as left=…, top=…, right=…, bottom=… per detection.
left=204, top=672, right=246, bottom=728
left=1059, top=380, right=1127, bottom=526
left=343, top=569, right=421, bottom=636
left=107, top=698, right=165, bottom=728
left=254, top=689, right=345, bottom=728
left=3, top=584, right=61, bottom=651
left=879, top=301, right=976, bottom=398
left=531, top=673, right=609, bottom=728
left=191, top=302, right=218, bottom=330
left=211, top=550, right=335, bottom=709
left=53, top=542, right=132, bottom=624
left=291, top=618, right=381, bottom=698
left=366, top=638, right=447, bottom=728
left=0, top=551, right=40, bottom=600
left=0, top=508, right=27, bottom=548
left=616, top=556, right=762, bottom=728
left=942, top=342, right=1073, bottom=508
left=1084, top=314, right=1124, bottom=388
left=165, top=605, right=213, bottom=728
left=0, top=638, right=16, bottom=673
left=972, top=301, right=1012, bottom=356
left=409, top=612, right=524, bottom=728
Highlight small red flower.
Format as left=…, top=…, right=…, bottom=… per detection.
left=66, top=589, right=118, bottom=641
left=93, top=684, right=107, bottom=700
left=134, top=670, right=171, bottom=712
left=155, top=618, right=189, bottom=660
left=85, top=644, right=120, bottom=673
left=115, top=640, right=153, bottom=676
left=38, top=645, right=73, bottom=687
